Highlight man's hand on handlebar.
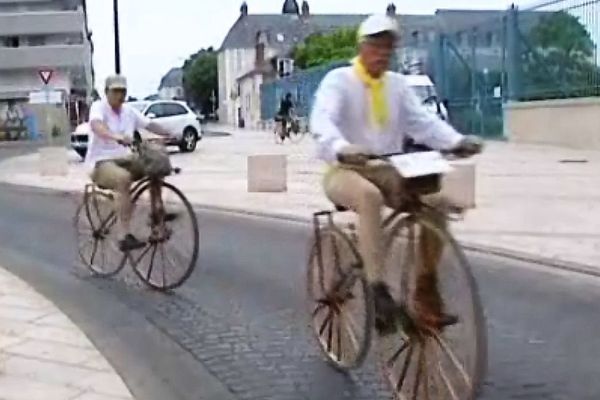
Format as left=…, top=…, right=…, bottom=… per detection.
left=337, top=144, right=372, bottom=166
left=452, top=135, right=484, bottom=157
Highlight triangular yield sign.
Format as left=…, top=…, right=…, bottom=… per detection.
left=39, top=69, right=53, bottom=85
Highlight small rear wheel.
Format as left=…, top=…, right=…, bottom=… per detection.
left=307, top=225, right=374, bottom=371
left=377, top=213, right=487, bottom=400
left=128, top=181, right=199, bottom=291
left=74, top=189, right=126, bottom=277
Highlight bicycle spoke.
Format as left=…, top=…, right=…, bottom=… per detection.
left=396, top=342, right=415, bottom=392
left=422, top=342, right=431, bottom=400
left=331, top=234, right=342, bottom=277
left=146, top=245, right=159, bottom=281
left=100, top=238, right=107, bottom=270
left=319, top=310, right=333, bottom=336
left=437, top=357, right=460, bottom=400
left=132, top=243, right=153, bottom=266
left=89, top=240, right=98, bottom=266
left=159, top=243, right=167, bottom=287
left=338, top=309, right=360, bottom=352
left=312, top=302, right=327, bottom=318
left=326, top=312, right=334, bottom=353
left=411, top=342, right=426, bottom=400
left=388, top=340, right=410, bottom=367
left=433, top=332, right=471, bottom=389
left=335, top=313, right=343, bottom=362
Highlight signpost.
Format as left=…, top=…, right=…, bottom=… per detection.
left=38, top=69, right=54, bottom=144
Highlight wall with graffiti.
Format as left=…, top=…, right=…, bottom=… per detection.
left=0, top=100, right=39, bottom=141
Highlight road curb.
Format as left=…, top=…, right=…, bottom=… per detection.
left=1, top=181, right=598, bottom=278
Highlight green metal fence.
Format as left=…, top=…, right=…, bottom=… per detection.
left=433, top=0, right=600, bottom=137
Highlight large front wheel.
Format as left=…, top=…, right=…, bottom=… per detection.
left=377, top=213, right=487, bottom=400
left=128, top=181, right=199, bottom=291
left=306, top=225, right=375, bottom=371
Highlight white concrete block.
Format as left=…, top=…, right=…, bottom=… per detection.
left=247, top=154, right=287, bottom=192
left=441, top=159, right=476, bottom=209
left=39, top=147, right=69, bottom=176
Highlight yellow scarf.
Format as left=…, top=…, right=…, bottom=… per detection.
left=353, top=57, right=388, bottom=128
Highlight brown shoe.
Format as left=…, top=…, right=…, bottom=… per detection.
left=413, top=273, right=458, bottom=329
left=372, top=282, right=399, bottom=336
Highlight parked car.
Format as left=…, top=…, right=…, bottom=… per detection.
left=128, top=100, right=203, bottom=152
left=404, top=74, right=449, bottom=121
left=70, top=122, right=90, bottom=159
left=70, top=100, right=203, bottom=158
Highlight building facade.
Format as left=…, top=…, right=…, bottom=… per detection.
left=0, top=0, right=93, bottom=128
left=158, top=67, right=184, bottom=100
left=218, top=1, right=511, bottom=127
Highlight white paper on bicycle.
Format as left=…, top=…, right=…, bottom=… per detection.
left=390, top=151, right=452, bottom=178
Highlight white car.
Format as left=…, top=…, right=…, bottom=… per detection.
left=404, top=74, right=449, bottom=121
left=128, top=100, right=203, bottom=152
left=70, top=100, right=203, bottom=158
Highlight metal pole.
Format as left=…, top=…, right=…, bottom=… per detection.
left=113, top=0, right=121, bottom=74
left=506, top=4, right=521, bottom=101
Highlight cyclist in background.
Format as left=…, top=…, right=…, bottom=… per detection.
left=275, top=93, right=294, bottom=141
left=310, top=15, right=482, bottom=334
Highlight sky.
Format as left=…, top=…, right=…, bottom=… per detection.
left=87, top=0, right=528, bottom=97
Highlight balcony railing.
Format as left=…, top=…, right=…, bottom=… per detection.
left=0, top=44, right=91, bottom=70
left=0, top=10, right=85, bottom=36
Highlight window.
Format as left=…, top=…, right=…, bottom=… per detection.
left=145, top=104, right=167, bottom=118
left=411, top=30, right=420, bottom=46
left=428, top=31, right=436, bottom=43
left=486, top=32, right=495, bottom=47
left=27, top=35, right=46, bottom=46
left=3, top=36, right=19, bottom=48
left=277, top=58, right=294, bottom=78
left=455, top=32, right=465, bottom=47
left=236, top=49, right=242, bottom=71
left=164, top=103, right=188, bottom=117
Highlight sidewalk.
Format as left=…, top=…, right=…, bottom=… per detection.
left=0, top=126, right=598, bottom=271
left=0, top=265, right=134, bottom=400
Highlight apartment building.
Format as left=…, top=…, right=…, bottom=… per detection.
left=0, top=0, right=94, bottom=127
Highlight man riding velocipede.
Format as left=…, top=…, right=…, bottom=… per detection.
left=310, top=14, right=483, bottom=335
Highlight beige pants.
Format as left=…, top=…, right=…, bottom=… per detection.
left=91, top=156, right=146, bottom=237
left=324, top=161, right=445, bottom=284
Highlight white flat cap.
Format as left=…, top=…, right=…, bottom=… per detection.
left=105, top=74, right=128, bottom=90
left=358, top=14, right=399, bottom=40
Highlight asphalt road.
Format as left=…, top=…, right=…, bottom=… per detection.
left=0, top=184, right=599, bottom=400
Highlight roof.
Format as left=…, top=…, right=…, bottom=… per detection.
left=219, top=14, right=443, bottom=53
left=158, top=68, right=183, bottom=90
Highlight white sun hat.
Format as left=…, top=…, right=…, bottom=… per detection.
left=358, top=14, right=400, bottom=41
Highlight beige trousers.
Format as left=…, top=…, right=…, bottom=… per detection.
left=91, top=156, right=146, bottom=237
left=324, top=161, right=445, bottom=284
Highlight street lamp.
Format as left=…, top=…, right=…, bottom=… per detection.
left=113, top=0, right=121, bottom=74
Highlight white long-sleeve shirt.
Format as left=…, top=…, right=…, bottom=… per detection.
left=310, top=66, right=463, bottom=163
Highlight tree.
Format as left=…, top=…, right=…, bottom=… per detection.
left=293, top=27, right=358, bottom=69
left=182, top=47, right=218, bottom=113
left=522, top=11, right=600, bottom=99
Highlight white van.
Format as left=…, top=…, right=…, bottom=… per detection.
left=404, top=75, right=448, bottom=121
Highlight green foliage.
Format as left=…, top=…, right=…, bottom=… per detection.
left=293, top=27, right=358, bottom=69
left=522, top=11, right=600, bottom=100
left=182, top=47, right=218, bottom=113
